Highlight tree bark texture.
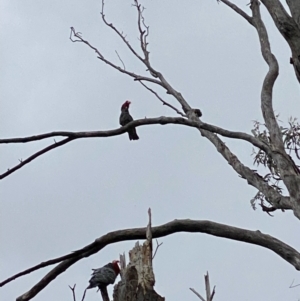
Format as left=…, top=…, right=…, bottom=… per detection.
left=113, top=242, right=164, bottom=301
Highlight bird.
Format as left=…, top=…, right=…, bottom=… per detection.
left=86, top=260, right=120, bottom=301
left=119, top=100, right=139, bottom=140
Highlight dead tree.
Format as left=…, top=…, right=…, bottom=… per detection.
left=113, top=210, right=164, bottom=301
left=2, top=0, right=300, bottom=300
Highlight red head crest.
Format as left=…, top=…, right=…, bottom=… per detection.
left=121, top=100, right=131, bottom=109
left=112, top=260, right=120, bottom=274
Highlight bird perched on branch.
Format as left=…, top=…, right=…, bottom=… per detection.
left=87, top=260, right=120, bottom=301
left=119, top=100, right=139, bottom=140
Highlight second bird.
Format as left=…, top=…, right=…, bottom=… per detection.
left=119, top=100, right=139, bottom=141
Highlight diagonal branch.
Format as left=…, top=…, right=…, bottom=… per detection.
left=139, top=82, right=186, bottom=117
left=99, top=0, right=193, bottom=115
left=69, top=0, right=294, bottom=215
left=219, top=0, right=254, bottom=25
left=194, top=124, right=292, bottom=211
left=286, top=0, right=300, bottom=29
left=7, top=219, right=300, bottom=301
left=190, top=288, right=205, bottom=301
left=0, top=137, right=75, bottom=180
left=69, top=27, right=163, bottom=87
left=101, top=0, right=144, bottom=64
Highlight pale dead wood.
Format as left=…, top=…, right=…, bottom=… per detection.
left=190, top=288, right=205, bottom=301
left=190, top=272, right=215, bottom=301
left=113, top=209, right=161, bottom=301
left=220, top=0, right=253, bottom=25
left=205, top=273, right=211, bottom=301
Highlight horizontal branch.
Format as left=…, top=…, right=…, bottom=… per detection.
left=9, top=219, right=300, bottom=301
left=0, top=117, right=268, bottom=150
left=0, top=117, right=271, bottom=180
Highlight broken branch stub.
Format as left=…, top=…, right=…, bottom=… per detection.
left=113, top=242, right=164, bottom=301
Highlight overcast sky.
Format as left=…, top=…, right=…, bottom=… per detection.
left=1, top=0, right=300, bottom=300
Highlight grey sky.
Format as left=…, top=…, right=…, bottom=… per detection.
left=1, top=0, right=300, bottom=300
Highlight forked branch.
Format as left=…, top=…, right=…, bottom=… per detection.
left=0, top=116, right=272, bottom=180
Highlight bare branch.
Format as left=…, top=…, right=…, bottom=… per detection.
left=204, top=272, right=211, bottom=301
left=286, top=0, right=300, bottom=29
left=81, top=289, right=87, bottom=301
left=115, top=51, right=126, bottom=70
left=0, top=117, right=269, bottom=150
left=289, top=279, right=300, bottom=288
left=1, top=116, right=275, bottom=180
left=260, top=0, right=300, bottom=83
left=3, top=219, right=299, bottom=301
left=101, top=0, right=144, bottom=63
left=190, top=288, right=205, bottom=301
left=0, top=117, right=292, bottom=214
left=69, top=284, right=76, bottom=301
left=133, top=0, right=150, bottom=63
left=139, top=81, right=186, bottom=117
left=70, top=27, right=163, bottom=87
left=250, top=0, right=300, bottom=215
left=220, top=0, right=254, bottom=25
left=152, top=239, right=163, bottom=259
left=68, top=285, right=87, bottom=301
left=210, top=286, right=216, bottom=301
left=250, top=0, right=282, bottom=148
left=0, top=137, right=75, bottom=180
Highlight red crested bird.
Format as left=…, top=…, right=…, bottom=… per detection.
left=119, top=100, right=139, bottom=140
left=86, top=260, right=120, bottom=301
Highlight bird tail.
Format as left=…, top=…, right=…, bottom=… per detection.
left=100, top=287, right=110, bottom=301
left=128, top=128, right=139, bottom=140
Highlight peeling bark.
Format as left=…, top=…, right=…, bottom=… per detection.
left=113, top=209, right=164, bottom=301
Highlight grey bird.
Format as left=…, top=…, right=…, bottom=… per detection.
left=119, top=100, right=139, bottom=140
left=87, top=260, right=120, bottom=289
left=86, top=260, right=120, bottom=301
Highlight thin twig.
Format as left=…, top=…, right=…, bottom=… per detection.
left=115, top=50, right=126, bottom=70
left=69, top=284, right=76, bottom=301
left=139, top=81, right=186, bottom=117
left=152, top=239, right=163, bottom=259
left=70, top=27, right=163, bottom=87
left=290, top=279, right=300, bottom=288
left=81, top=289, right=87, bottom=301
left=189, top=288, right=205, bottom=301
left=210, top=286, right=216, bottom=301
left=101, top=0, right=144, bottom=63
